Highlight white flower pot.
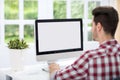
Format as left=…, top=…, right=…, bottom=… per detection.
left=9, top=49, right=25, bottom=72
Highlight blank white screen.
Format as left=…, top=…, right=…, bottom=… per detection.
left=38, top=21, right=81, bottom=52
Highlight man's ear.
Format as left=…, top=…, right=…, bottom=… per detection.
left=96, top=22, right=102, bottom=32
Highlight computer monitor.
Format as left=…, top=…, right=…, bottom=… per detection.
left=35, top=18, right=83, bottom=62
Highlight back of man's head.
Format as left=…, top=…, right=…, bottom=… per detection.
left=92, top=6, right=119, bottom=37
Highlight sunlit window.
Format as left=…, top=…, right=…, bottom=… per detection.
left=53, top=0, right=101, bottom=41
left=5, top=25, right=19, bottom=43
left=54, top=0, right=66, bottom=19
left=24, top=0, right=38, bottom=19
left=5, top=0, right=19, bottom=19
left=71, top=0, right=84, bottom=18
left=0, top=0, right=109, bottom=45
left=3, top=0, right=38, bottom=44
left=24, top=24, right=34, bottom=43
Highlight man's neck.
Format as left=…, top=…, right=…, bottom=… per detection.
left=99, top=35, right=114, bottom=44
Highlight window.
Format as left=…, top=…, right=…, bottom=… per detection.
left=71, top=0, right=84, bottom=18
left=5, top=24, right=19, bottom=42
left=5, top=0, right=19, bottom=19
left=0, top=0, right=111, bottom=45
left=54, top=0, right=66, bottom=19
left=24, top=0, right=38, bottom=19
left=24, top=24, right=34, bottom=42
left=1, top=0, right=38, bottom=44
left=53, top=0, right=101, bottom=41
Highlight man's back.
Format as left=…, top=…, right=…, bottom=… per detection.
left=86, top=39, right=120, bottom=80
left=51, top=39, right=120, bottom=80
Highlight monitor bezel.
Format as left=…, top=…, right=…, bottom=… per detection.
left=35, top=18, right=83, bottom=55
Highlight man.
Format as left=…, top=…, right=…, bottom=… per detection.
left=49, top=6, right=120, bottom=80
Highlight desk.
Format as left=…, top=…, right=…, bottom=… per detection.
left=0, top=63, right=50, bottom=80
left=0, top=58, right=76, bottom=80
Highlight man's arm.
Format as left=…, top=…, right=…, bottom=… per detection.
left=49, top=56, right=88, bottom=80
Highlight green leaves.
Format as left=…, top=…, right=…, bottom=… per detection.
left=8, top=39, right=28, bottom=49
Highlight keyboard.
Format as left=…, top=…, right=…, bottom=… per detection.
left=42, top=57, right=76, bottom=72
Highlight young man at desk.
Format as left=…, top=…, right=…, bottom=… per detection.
left=49, top=6, right=120, bottom=80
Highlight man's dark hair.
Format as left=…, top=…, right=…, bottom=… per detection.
left=92, top=6, right=119, bottom=37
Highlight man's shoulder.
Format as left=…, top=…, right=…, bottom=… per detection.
left=82, top=48, right=106, bottom=59
left=82, top=43, right=120, bottom=59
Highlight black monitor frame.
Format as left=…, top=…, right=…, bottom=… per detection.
left=35, top=18, right=83, bottom=55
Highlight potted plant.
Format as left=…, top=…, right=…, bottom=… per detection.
left=7, top=39, right=29, bottom=72
left=8, top=39, right=28, bottom=49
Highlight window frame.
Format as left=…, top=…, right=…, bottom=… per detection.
left=0, top=0, right=113, bottom=47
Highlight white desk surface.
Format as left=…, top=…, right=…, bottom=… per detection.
left=0, top=58, right=76, bottom=80
left=0, top=63, right=50, bottom=80
left=0, top=45, right=80, bottom=80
